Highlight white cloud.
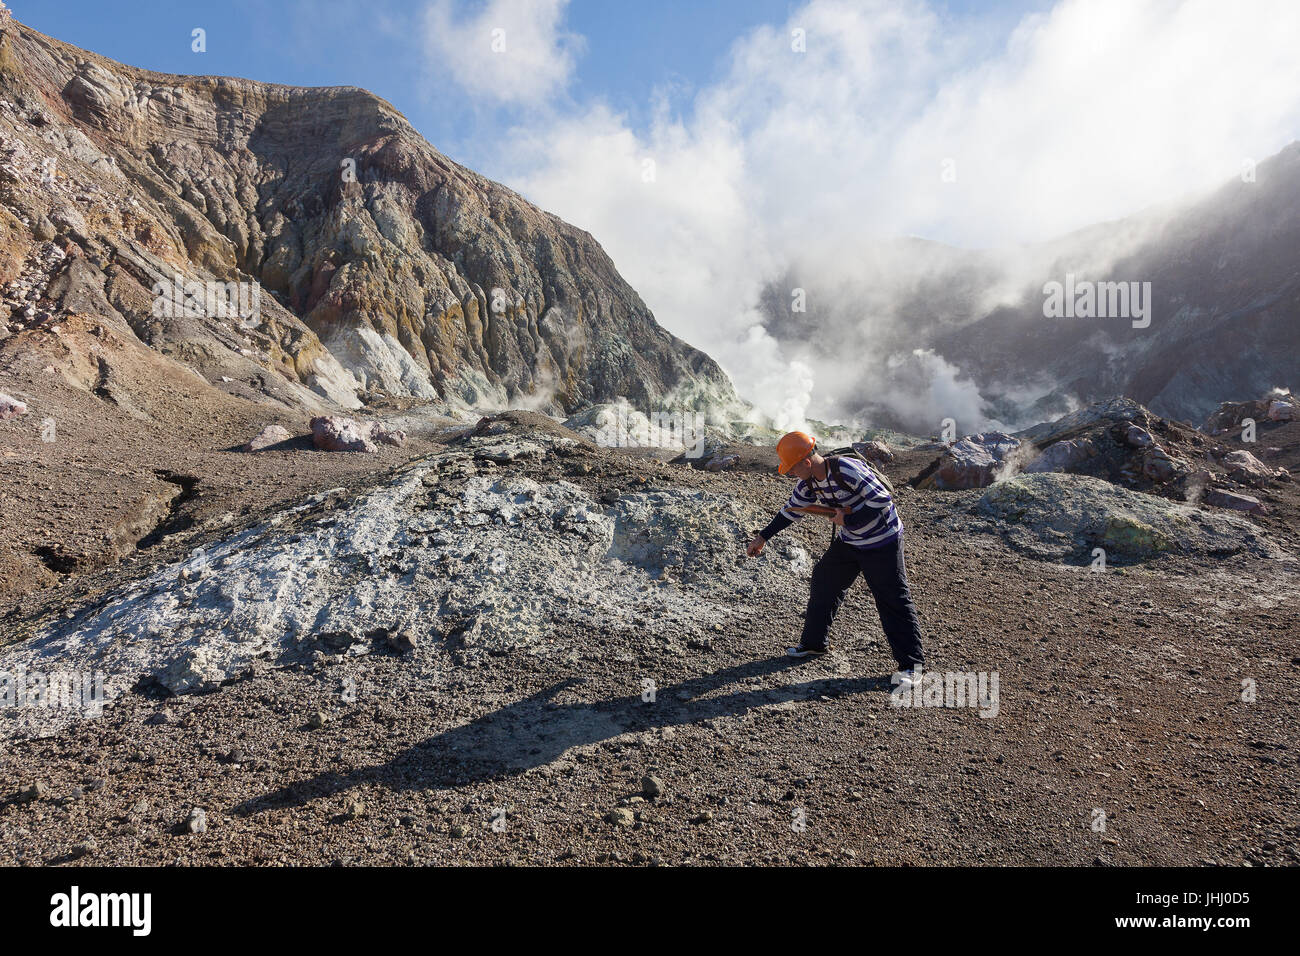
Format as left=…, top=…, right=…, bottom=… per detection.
left=423, top=0, right=583, bottom=106
left=474, top=0, right=1300, bottom=427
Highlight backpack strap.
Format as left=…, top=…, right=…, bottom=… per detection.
left=819, top=459, right=844, bottom=546
left=826, top=455, right=895, bottom=499
left=826, top=456, right=854, bottom=498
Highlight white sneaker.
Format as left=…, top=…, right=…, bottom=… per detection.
left=892, top=669, right=918, bottom=692
left=785, top=644, right=829, bottom=658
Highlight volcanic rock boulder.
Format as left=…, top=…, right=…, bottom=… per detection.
left=1141, top=444, right=1186, bottom=484
left=1000, top=397, right=1202, bottom=492
left=310, top=416, right=406, bottom=452
left=1023, top=437, right=1097, bottom=474
left=852, top=440, right=894, bottom=464
left=1267, top=399, right=1295, bottom=422
left=703, top=453, right=739, bottom=472
left=242, top=424, right=292, bottom=452
left=1221, top=449, right=1278, bottom=487
left=913, top=401, right=1178, bottom=492
left=1123, top=423, right=1155, bottom=448
left=1204, top=391, right=1299, bottom=434
left=1017, top=397, right=1149, bottom=446
left=919, top=395, right=1282, bottom=519
left=1203, top=488, right=1266, bottom=515
left=913, top=432, right=1023, bottom=490
left=0, top=391, right=25, bottom=419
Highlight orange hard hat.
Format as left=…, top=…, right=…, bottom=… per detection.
left=776, top=431, right=816, bottom=474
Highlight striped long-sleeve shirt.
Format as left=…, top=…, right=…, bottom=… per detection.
left=761, top=456, right=902, bottom=549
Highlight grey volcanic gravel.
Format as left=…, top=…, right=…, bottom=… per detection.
left=2, top=417, right=1299, bottom=866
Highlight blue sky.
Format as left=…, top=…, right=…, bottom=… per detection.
left=15, top=0, right=1050, bottom=172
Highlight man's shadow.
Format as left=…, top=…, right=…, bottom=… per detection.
left=233, top=655, right=895, bottom=818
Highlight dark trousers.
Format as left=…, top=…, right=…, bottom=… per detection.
left=800, top=535, right=925, bottom=669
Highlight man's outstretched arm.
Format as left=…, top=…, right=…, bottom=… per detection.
left=746, top=485, right=812, bottom=555
left=759, top=511, right=794, bottom=541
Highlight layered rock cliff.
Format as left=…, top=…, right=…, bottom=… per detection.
left=0, top=15, right=738, bottom=416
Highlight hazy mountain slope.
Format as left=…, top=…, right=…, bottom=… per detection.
left=936, top=142, right=1300, bottom=426
left=758, top=143, right=1300, bottom=432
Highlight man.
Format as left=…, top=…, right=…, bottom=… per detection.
left=746, top=431, right=924, bottom=687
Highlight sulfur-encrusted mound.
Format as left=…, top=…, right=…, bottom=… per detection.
left=0, top=435, right=804, bottom=734
left=977, top=473, right=1288, bottom=562
left=607, top=489, right=761, bottom=583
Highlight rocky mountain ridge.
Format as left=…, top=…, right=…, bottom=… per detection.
left=0, top=15, right=740, bottom=417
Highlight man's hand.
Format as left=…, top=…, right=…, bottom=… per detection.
left=829, top=507, right=850, bottom=527
left=746, top=533, right=766, bottom=557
